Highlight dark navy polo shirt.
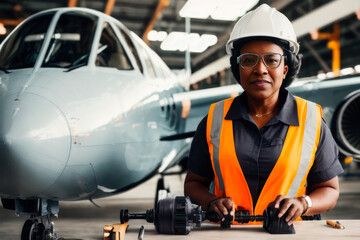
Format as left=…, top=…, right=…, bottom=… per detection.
left=188, top=89, right=343, bottom=206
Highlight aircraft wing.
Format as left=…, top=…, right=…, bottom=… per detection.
left=172, top=84, right=243, bottom=134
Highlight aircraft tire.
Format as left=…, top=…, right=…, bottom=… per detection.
left=21, top=219, right=38, bottom=240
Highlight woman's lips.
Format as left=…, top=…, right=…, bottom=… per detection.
left=251, top=80, right=271, bottom=87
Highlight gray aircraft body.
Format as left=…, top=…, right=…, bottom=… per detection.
left=1, top=7, right=360, bottom=240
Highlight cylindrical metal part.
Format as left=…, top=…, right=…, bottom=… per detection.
left=128, top=213, right=148, bottom=219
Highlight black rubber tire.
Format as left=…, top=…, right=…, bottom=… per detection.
left=154, top=178, right=165, bottom=208
left=21, top=219, right=38, bottom=240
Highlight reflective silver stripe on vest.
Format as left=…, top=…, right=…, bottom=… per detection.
left=210, top=101, right=225, bottom=191
left=287, top=101, right=317, bottom=198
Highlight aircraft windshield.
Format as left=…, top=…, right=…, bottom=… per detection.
left=0, top=13, right=54, bottom=69
left=42, top=12, right=97, bottom=69
left=0, top=11, right=97, bottom=70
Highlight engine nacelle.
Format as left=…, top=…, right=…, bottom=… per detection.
left=332, top=90, right=360, bottom=159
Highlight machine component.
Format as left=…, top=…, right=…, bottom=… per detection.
left=138, top=225, right=145, bottom=240
left=120, top=196, right=296, bottom=235
left=333, top=91, right=360, bottom=158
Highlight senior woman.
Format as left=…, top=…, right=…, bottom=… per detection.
left=184, top=4, right=343, bottom=226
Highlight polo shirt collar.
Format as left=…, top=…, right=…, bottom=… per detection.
left=225, top=89, right=299, bottom=126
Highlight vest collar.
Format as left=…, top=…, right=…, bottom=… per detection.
left=225, top=89, right=299, bottom=126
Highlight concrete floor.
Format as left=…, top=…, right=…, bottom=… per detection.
left=1, top=163, right=360, bottom=240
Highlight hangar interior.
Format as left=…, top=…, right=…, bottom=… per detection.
left=1, top=0, right=360, bottom=86
left=0, top=1, right=360, bottom=239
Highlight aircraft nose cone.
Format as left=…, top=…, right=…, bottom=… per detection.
left=0, top=93, right=71, bottom=198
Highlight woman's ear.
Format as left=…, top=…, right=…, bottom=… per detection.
left=283, top=65, right=289, bottom=79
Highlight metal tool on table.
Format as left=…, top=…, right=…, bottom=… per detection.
left=326, top=220, right=345, bottom=229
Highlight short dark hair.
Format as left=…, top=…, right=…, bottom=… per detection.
left=229, top=37, right=301, bottom=88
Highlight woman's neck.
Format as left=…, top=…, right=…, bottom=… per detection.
left=247, top=92, right=280, bottom=116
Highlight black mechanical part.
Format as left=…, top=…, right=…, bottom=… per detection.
left=120, top=209, right=154, bottom=224
left=332, top=91, right=360, bottom=158
left=205, top=209, right=264, bottom=228
left=154, top=177, right=165, bottom=208
left=155, top=196, right=193, bottom=234
left=120, top=196, right=297, bottom=235
left=21, top=219, right=41, bottom=240
left=138, top=225, right=145, bottom=240
left=263, top=206, right=295, bottom=234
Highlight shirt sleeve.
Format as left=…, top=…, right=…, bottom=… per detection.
left=187, top=116, right=214, bottom=179
left=307, top=119, right=344, bottom=186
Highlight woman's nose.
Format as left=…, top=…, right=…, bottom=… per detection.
left=253, top=58, right=268, bottom=74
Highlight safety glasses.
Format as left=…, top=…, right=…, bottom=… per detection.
left=237, top=53, right=284, bottom=69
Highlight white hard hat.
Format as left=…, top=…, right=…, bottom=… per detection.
left=226, top=4, right=299, bottom=55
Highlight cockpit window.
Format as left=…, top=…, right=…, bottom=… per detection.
left=42, top=12, right=97, bottom=69
left=0, top=13, right=54, bottom=69
left=118, top=28, right=143, bottom=73
left=96, top=22, right=133, bottom=70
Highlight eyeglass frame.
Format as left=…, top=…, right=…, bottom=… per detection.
left=236, top=53, right=285, bottom=69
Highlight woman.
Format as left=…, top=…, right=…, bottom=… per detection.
left=184, top=4, right=343, bottom=226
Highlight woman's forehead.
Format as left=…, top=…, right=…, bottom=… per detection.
left=239, top=40, right=284, bottom=54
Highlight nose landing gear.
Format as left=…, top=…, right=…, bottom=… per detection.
left=2, top=198, right=62, bottom=240
left=21, top=214, right=60, bottom=240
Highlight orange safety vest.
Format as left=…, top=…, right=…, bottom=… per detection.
left=206, top=96, right=322, bottom=224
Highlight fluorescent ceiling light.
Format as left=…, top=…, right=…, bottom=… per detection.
left=179, top=0, right=217, bottom=19
left=355, top=65, right=360, bottom=73
left=160, top=32, right=218, bottom=53
left=160, top=32, right=187, bottom=51
left=148, top=30, right=167, bottom=41
left=340, top=67, right=355, bottom=76
left=179, top=0, right=259, bottom=21
left=211, top=0, right=258, bottom=20
left=326, top=72, right=335, bottom=78
left=317, top=73, right=327, bottom=80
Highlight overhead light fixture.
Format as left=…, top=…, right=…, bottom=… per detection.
left=354, top=65, right=360, bottom=73
left=160, top=32, right=218, bottom=53
left=147, top=30, right=167, bottom=41
left=160, top=32, right=187, bottom=51
left=340, top=67, right=355, bottom=76
left=317, top=72, right=327, bottom=80
left=179, top=0, right=259, bottom=21
left=188, top=34, right=218, bottom=53
left=179, top=0, right=217, bottom=19
left=326, top=72, right=335, bottom=78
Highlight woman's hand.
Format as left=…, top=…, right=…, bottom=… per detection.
left=207, top=197, right=235, bottom=221
left=269, top=195, right=307, bottom=225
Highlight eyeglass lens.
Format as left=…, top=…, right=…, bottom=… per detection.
left=238, top=53, right=282, bottom=69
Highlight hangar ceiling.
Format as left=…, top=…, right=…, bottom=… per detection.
left=1, top=0, right=360, bottom=80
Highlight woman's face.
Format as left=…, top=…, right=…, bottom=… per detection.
left=238, top=40, right=288, bottom=101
